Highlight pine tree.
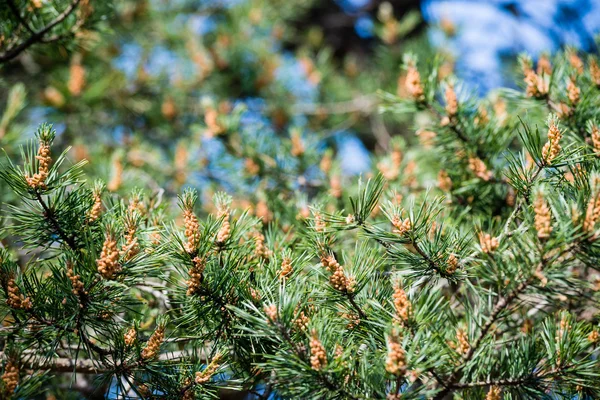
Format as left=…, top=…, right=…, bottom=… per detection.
left=2, top=14, right=600, bottom=400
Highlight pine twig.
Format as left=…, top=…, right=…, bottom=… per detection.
left=0, top=0, right=82, bottom=63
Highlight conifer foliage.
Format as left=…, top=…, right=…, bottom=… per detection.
left=3, top=47, right=600, bottom=399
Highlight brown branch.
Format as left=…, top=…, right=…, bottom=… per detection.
left=0, top=352, right=104, bottom=374
left=0, top=0, right=81, bottom=63
left=347, top=294, right=367, bottom=320
left=451, top=376, right=532, bottom=389
left=35, top=191, right=79, bottom=250
left=451, top=362, right=576, bottom=390
left=412, top=239, right=441, bottom=274
left=2, top=350, right=189, bottom=375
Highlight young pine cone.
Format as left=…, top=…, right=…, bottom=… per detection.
left=97, top=234, right=121, bottom=279
left=1, top=360, right=19, bottom=396
left=385, top=332, right=407, bottom=376
left=6, top=278, right=32, bottom=310
left=141, top=325, right=165, bottom=361
left=309, top=330, right=327, bottom=370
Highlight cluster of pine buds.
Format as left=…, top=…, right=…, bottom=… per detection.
left=88, top=186, right=103, bottom=222
left=6, top=278, right=32, bottom=310
left=385, top=330, right=407, bottom=376
left=25, top=138, right=51, bottom=189
left=446, top=254, right=459, bottom=275
left=474, top=105, right=489, bottom=126
left=313, top=210, right=326, bottom=232
left=591, top=124, right=600, bottom=154
left=245, top=157, right=260, bottom=176
left=137, top=383, right=151, bottom=399
left=141, top=325, right=165, bottom=361
left=121, top=214, right=140, bottom=260
left=279, top=255, right=293, bottom=280
left=392, top=281, right=411, bottom=323
left=1, top=360, right=19, bottom=396
left=391, top=214, right=411, bottom=236
left=541, top=117, right=562, bottom=164
left=455, top=328, right=470, bottom=355
left=404, top=62, right=424, bottom=101
left=107, top=156, right=123, bottom=192
left=537, top=54, right=552, bottom=75
left=591, top=58, right=600, bottom=86
left=416, top=129, right=436, bottom=149
left=330, top=175, right=342, bottom=198
left=566, top=77, right=580, bottom=105
left=583, top=178, right=600, bottom=237
left=479, top=232, right=499, bottom=254
left=186, top=256, right=205, bottom=296
left=204, top=104, right=226, bottom=137
left=522, top=58, right=549, bottom=98
left=253, top=232, right=272, bottom=259
left=486, top=386, right=502, bottom=400
left=128, top=192, right=146, bottom=215
left=444, top=83, right=458, bottom=118
left=249, top=287, right=261, bottom=302
left=534, top=192, right=552, bottom=239
left=97, top=232, right=121, bottom=279
left=377, top=145, right=403, bottom=180
left=290, top=129, right=305, bottom=157
left=294, top=309, right=310, bottom=331
left=309, top=330, right=327, bottom=370
left=321, top=254, right=355, bottom=293
left=216, top=205, right=231, bottom=244
left=468, top=157, right=492, bottom=181
left=66, top=263, right=86, bottom=296
left=195, top=354, right=222, bottom=384
left=182, top=381, right=194, bottom=400
left=437, top=170, right=452, bottom=192
left=183, top=204, right=200, bottom=254
left=263, top=304, right=278, bottom=323
left=124, top=326, right=137, bottom=346
left=555, top=315, right=570, bottom=365
left=588, top=329, right=599, bottom=344
left=68, top=54, right=86, bottom=96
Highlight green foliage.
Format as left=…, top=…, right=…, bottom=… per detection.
left=2, top=1, right=600, bottom=399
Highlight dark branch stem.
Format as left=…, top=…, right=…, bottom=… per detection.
left=35, top=191, right=78, bottom=250
left=347, top=294, right=367, bottom=320
left=12, top=354, right=103, bottom=374
left=411, top=239, right=441, bottom=273
left=0, top=0, right=81, bottom=63
left=452, top=376, right=532, bottom=389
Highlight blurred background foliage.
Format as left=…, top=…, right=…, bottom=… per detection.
left=1, top=0, right=600, bottom=212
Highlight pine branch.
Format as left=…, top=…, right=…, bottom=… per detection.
left=34, top=190, right=78, bottom=250
left=433, top=240, right=583, bottom=398
left=347, top=294, right=367, bottom=320
left=6, top=353, right=103, bottom=374
left=0, top=0, right=82, bottom=63
left=451, top=376, right=532, bottom=389
left=411, top=239, right=441, bottom=274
